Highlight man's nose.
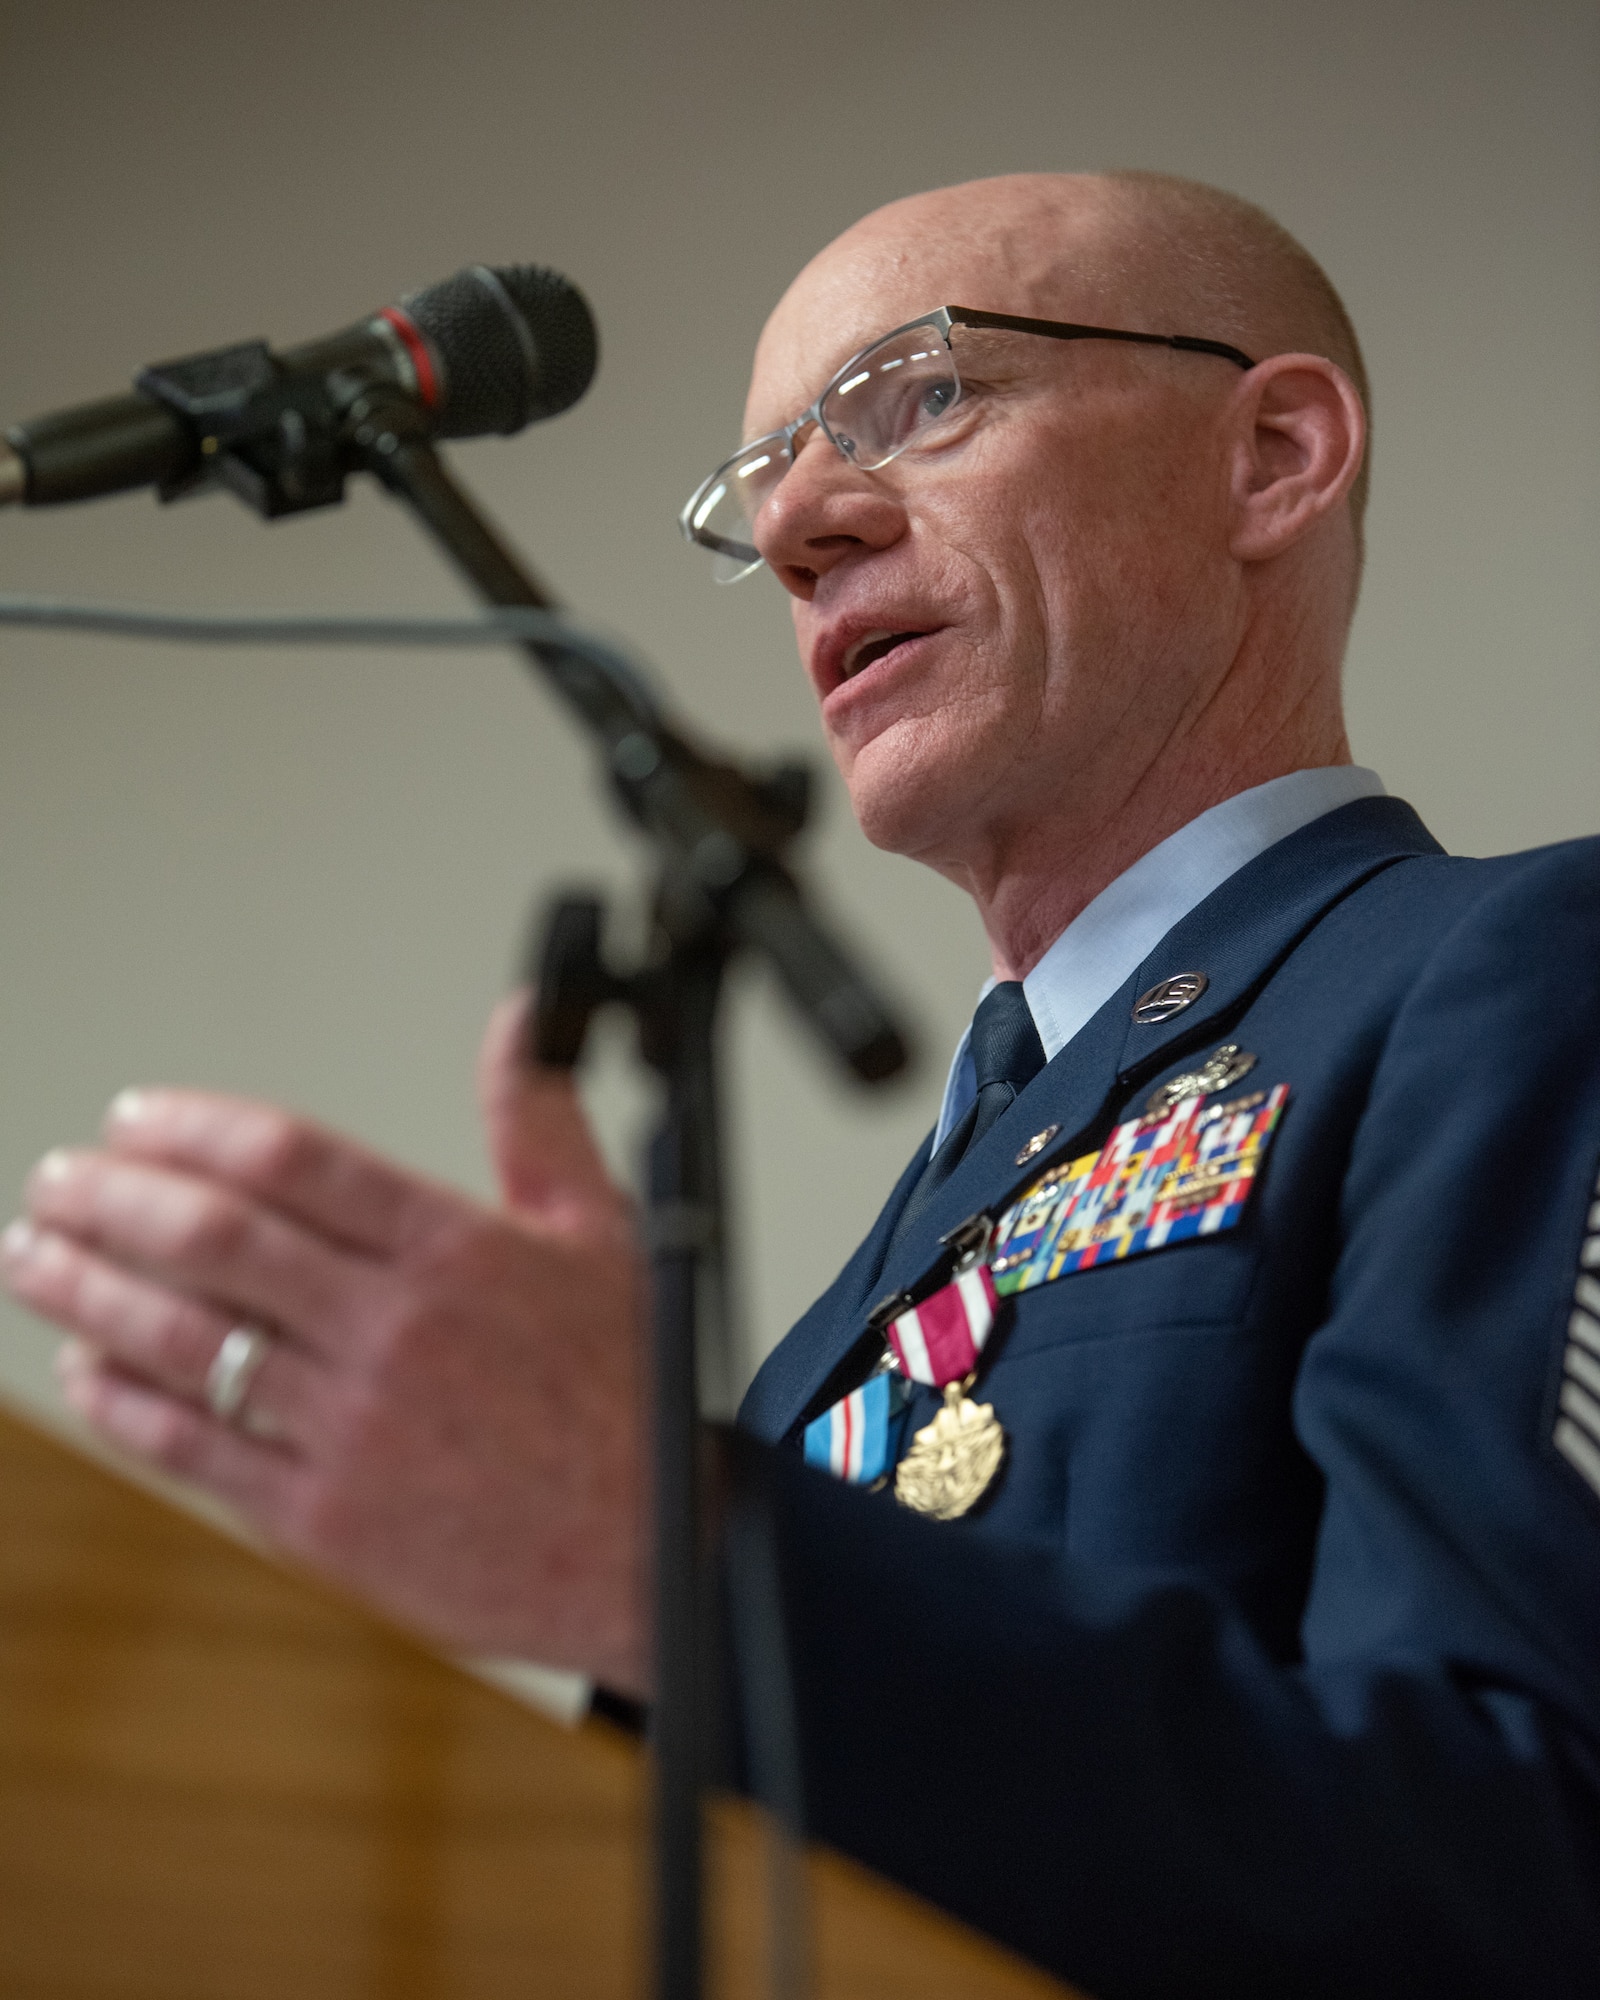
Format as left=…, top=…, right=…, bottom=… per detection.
left=752, top=427, right=909, bottom=598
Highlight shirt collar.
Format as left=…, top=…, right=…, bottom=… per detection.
left=932, top=765, right=1387, bottom=1148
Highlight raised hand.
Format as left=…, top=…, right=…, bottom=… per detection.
left=0, top=993, right=649, bottom=1693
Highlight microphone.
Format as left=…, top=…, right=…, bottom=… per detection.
left=0, top=265, right=597, bottom=512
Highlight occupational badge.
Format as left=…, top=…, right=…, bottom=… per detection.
left=1144, top=1043, right=1257, bottom=1116
left=1015, top=1123, right=1061, bottom=1166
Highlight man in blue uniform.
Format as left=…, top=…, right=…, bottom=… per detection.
left=5, top=172, right=1598, bottom=1994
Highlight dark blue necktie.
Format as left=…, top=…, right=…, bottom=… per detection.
left=888, top=981, right=1047, bottom=1255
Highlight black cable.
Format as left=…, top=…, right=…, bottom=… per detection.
left=0, top=593, right=663, bottom=721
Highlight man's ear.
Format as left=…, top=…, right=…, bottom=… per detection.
left=1226, top=354, right=1366, bottom=562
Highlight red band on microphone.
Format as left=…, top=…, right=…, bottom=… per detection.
left=377, top=306, right=441, bottom=410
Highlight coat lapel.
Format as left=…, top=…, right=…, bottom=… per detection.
left=739, top=795, right=1442, bottom=1443
left=737, top=1143, right=931, bottom=1440
left=1110, top=794, right=1441, bottom=1082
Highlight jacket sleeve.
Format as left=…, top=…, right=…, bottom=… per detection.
left=720, top=846, right=1600, bottom=2000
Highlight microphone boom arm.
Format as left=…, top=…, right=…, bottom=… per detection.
left=0, top=441, right=24, bottom=507
left=336, top=378, right=909, bottom=2000
left=342, top=378, right=909, bottom=1084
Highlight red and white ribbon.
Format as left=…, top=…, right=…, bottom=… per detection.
left=887, top=1264, right=999, bottom=1387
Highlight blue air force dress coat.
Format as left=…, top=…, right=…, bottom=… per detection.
left=728, top=795, right=1600, bottom=1999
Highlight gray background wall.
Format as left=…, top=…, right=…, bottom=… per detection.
left=1, top=0, right=1596, bottom=1443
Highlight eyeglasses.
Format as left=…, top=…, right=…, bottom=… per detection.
left=680, top=305, right=1256, bottom=582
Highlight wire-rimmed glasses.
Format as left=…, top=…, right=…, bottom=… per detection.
left=679, top=305, right=1256, bottom=582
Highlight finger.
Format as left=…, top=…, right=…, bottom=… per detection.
left=478, top=989, right=627, bottom=1226
left=57, top=1341, right=304, bottom=1521
left=23, top=1149, right=361, bottom=1356
left=101, top=1088, right=441, bottom=1260
left=2, top=1219, right=323, bottom=1438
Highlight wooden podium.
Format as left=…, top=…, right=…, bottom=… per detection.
left=0, top=1404, right=1079, bottom=1999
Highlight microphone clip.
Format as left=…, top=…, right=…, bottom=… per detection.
left=136, top=341, right=351, bottom=519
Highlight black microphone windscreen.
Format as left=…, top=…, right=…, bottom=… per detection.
left=402, top=265, right=598, bottom=438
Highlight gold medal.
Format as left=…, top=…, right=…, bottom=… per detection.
left=894, top=1376, right=1006, bottom=1520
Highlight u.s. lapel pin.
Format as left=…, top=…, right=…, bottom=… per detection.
left=1014, top=1124, right=1060, bottom=1166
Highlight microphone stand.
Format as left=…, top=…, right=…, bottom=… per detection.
left=326, top=382, right=908, bottom=2000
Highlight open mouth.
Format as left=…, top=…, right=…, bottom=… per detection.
left=841, top=630, right=932, bottom=682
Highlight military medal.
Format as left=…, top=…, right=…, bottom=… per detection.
left=882, top=1266, right=1007, bottom=1519
left=803, top=1368, right=911, bottom=1485
left=893, top=1377, right=1006, bottom=1520
left=803, top=1265, right=1006, bottom=1516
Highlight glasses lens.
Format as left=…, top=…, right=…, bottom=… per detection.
left=682, top=436, right=788, bottom=580
left=820, top=324, right=958, bottom=470
left=710, top=546, right=760, bottom=585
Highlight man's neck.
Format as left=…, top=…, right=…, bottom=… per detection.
left=972, top=721, right=1354, bottom=981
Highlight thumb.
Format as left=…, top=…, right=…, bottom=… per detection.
left=477, top=990, right=623, bottom=1228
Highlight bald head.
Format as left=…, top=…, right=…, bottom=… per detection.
left=743, top=172, right=1366, bottom=965
left=756, top=171, right=1370, bottom=538
left=1065, top=173, right=1370, bottom=530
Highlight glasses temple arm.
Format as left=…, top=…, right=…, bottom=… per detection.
left=945, top=308, right=1254, bottom=371
left=1167, top=334, right=1256, bottom=370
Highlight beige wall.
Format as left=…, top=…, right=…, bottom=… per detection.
left=1, top=0, right=1596, bottom=1434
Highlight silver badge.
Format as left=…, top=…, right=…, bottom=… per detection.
left=1131, top=971, right=1208, bottom=1025
left=1014, top=1124, right=1061, bottom=1166
left=1145, top=1044, right=1258, bottom=1116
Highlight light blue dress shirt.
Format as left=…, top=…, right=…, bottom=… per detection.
left=932, top=766, right=1388, bottom=1149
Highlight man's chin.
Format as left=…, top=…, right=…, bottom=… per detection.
left=840, top=734, right=983, bottom=866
